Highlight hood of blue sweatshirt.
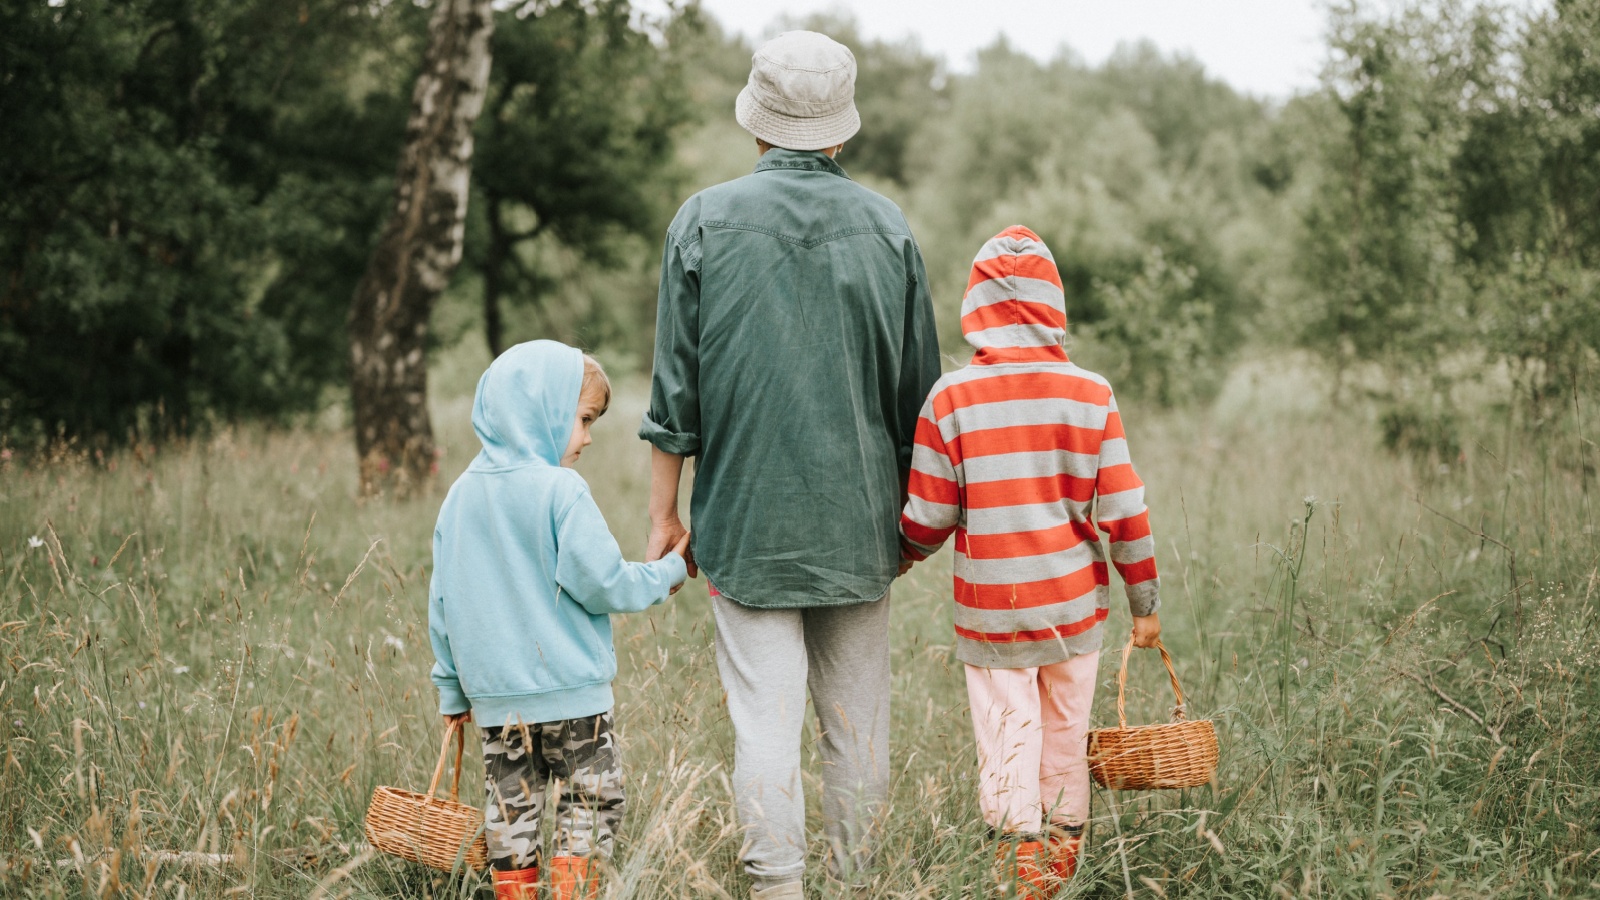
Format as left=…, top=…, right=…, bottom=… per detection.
left=428, top=340, right=686, bottom=728
left=469, top=339, right=583, bottom=472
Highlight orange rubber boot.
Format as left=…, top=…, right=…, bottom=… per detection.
left=547, top=856, right=599, bottom=900
left=1046, top=827, right=1083, bottom=882
left=491, top=867, right=540, bottom=900
left=996, top=839, right=1053, bottom=899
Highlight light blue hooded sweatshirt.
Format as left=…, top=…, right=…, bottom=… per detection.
left=429, top=340, right=687, bottom=727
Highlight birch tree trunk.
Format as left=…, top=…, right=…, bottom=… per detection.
left=348, top=0, right=493, bottom=495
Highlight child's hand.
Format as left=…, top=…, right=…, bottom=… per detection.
left=1131, top=613, right=1162, bottom=648
left=897, top=558, right=914, bottom=576
left=668, top=530, right=692, bottom=594
left=443, top=711, right=472, bottom=729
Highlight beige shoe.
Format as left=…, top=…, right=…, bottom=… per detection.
left=751, top=881, right=805, bottom=900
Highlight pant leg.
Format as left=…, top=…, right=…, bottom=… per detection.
left=713, top=595, right=809, bottom=890
left=1037, top=650, right=1099, bottom=828
left=482, top=723, right=550, bottom=871
left=964, top=663, right=1045, bottom=836
left=544, top=712, right=626, bottom=860
left=802, top=593, right=892, bottom=883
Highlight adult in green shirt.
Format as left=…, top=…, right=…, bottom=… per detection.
left=640, top=31, right=941, bottom=899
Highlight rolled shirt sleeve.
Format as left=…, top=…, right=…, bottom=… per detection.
left=640, top=227, right=702, bottom=456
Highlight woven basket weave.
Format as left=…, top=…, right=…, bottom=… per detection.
left=1087, top=637, right=1218, bottom=790
left=365, top=720, right=489, bottom=871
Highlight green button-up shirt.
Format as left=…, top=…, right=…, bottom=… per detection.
left=641, top=149, right=942, bottom=609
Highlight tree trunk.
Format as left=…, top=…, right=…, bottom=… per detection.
left=483, top=196, right=506, bottom=359
left=348, top=0, right=494, bottom=495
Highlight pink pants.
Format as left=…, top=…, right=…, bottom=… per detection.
left=965, top=651, right=1099, bottom=835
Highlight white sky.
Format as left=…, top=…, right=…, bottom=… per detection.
left=651, top=0, right=1549, bottom=100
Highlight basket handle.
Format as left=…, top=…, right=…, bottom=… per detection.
left=424, top=719, right=468, bottom=803
left=1114, top=636, right=1187, bottom=728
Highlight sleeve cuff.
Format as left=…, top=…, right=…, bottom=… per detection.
left=638, top=413, right=700, bottom=456
left=899, top=535, right=931, bottom=562
left=1126, top=580, right=1161, bottom=618
left=657, top=551, right=689, bottom=586
left=435, top=681, right=470, bottom=716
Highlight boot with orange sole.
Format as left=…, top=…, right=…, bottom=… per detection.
left=995, top=838, right=1053, bottom=899
left=1045, top=823, right=1084, bottom=884
left=547, top=856, right=600, bottom=900
left=491, top=867, right=540, bottom=900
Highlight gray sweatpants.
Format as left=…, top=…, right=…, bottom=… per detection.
left=712, top=592, right=892, bottom=890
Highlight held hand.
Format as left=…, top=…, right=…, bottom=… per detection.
left=897, top=558, right=914, bottom=577
left=1131, top=613, right=1162, bottom=649
left=668, top=530, right=693, bottom=595
left=442, top=711, right=472, bottom=729
left=647, top=517, right=689, bottom=567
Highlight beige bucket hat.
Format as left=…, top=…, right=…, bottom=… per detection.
left=735, top=31, right=860, bottom=151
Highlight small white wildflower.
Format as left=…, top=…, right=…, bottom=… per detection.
left=172, top=665, right=190, bottom=675
left=383, top=634, right=405, bottom=653
left=138, top=702, right=146, bottom=709
left=27, top=536, right=44, bottom=549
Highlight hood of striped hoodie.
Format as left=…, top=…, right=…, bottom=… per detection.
left=960, top=225, right=1069, bottom=363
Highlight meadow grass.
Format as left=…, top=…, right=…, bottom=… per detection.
left=1, top=356, right=1597, bottom=898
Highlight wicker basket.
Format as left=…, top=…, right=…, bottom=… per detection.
left=1087, top=637, right=1218, bottom=790
left=365, top=720, right=489, bottom=871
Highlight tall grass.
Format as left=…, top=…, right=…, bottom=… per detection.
left=1, top=355, right=1596, bottom=898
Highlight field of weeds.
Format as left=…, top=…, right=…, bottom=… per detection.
left=2, top=359, right=1597, bottom=898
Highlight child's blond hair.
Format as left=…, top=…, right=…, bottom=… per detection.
left=581, top=354, right=612, bottom=416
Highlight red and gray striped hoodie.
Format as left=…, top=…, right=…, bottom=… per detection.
left=899, top=225, right=1160, bottom=668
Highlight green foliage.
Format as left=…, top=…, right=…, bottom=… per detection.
left=1294, top=2, right=1491, bottom=380
left=1294, top=0, right=1600, bottom=415
left=7, top=0, right=1596, bottom=443
left=1379, top=401, right=1463, bottom=462
left=1475, top=0, right=1600, bottom=410
left=467, top=0, right=697, bottom=358
left=1087, top=248, right=1218, bottom=406
left=905, top=41, right=1278, bottom=405
left=0, top=0, right=423, bottom=442
left=0, top=0, right=698, bottom=438
left=1088, top=42, right=1266, bottom=171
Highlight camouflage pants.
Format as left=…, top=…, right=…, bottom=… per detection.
left=480, top=712, right=624, bottom=871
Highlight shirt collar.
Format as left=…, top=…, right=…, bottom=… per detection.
left=753, top=148, right=852, bottom=179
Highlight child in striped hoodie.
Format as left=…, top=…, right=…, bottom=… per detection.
left=900, top=226, right=1162, bottom=895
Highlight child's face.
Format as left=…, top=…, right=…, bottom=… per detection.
left=561, top=387, right=607, bottom=466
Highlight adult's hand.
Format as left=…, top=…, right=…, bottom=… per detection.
left=648, top=516, right=697, bottom=577
left=1131, top=613, right=1162, bottom=649
left=646, top=448, right=695, bottom=579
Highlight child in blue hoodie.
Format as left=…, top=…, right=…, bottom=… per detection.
left=428, top=340, right=689, bottom=900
